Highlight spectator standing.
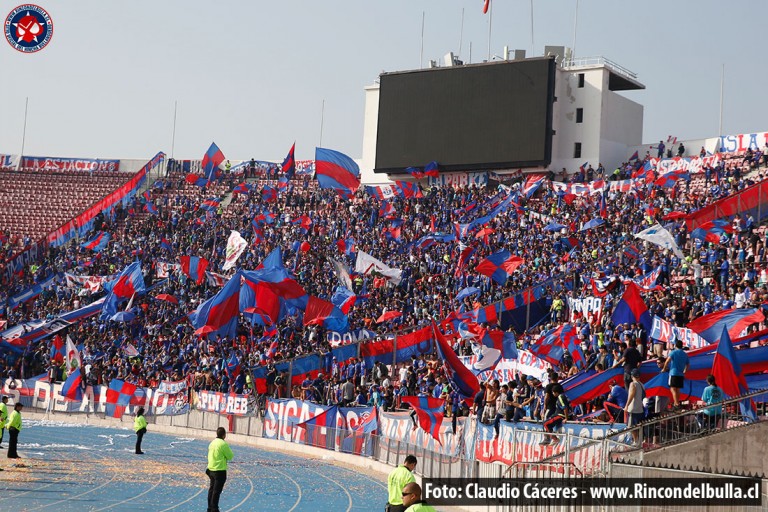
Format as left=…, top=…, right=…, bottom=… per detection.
left=7, top=402, right=22, bottom=459
left=662, top=340, right=690, bottom=410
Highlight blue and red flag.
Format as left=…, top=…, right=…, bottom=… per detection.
left=277, top=176, right=291, bottom=193
left=482, top=0, right=490, bottom=14
left=688, top=308, right=765, bottom=344
left=331, top=286, right=357, bottom=314
left=180, top=255, right=209, bottom=285
left=101, top=261, right=146, bottom=321
left=341, top=407, right=379, bottom=456
left=254, top=209, right=276, bottom=225
left=394, top=180, right=423, bottom=199
left=315, top=147, right=361, bottom=199
left=522, top=175, right=546, bottom=198
left=281, top=142, right=296, bottom=179
left=563, top=367, right=623, bottom=406
left=424, top=161, right=439, bottom=178
left=629, top=266, right=662, bottom=292
left=336, top=237, right=356, bottom=257
left=261, top=186, right=278, bottom=203
left=242, top=266, right=309, bottom=313
left=401, top=396, right=444, bottom=412
left=105, top=379, right=137, bottom=418
left=186, top=173, right=208, bottom=187
left=644, top=371, right=706, bottom=402
left=60, top=368, right=84, bottom=401
left=240, top=279, right=281, bottom=326
left=50, top=334, right=65, bottom=364
left=530, top=326, right=566, bottom=366
left=232, top=182, right=252, bottom=195
left=477, top=327, right=518, bottom=360
left=433, top=322, right=480, bottom=399
left=290, top=354, right=322, bottom=386
left=266, top=340, right=279, bottom=360
left=628, top=150, right=639, bottom=161
left=394, top=325, right=434, bottom=363
left=160, top=237, right=173, bottom=252
left=80, top=231, right=111, bottom=252
left=712, top=326, right=757, bottom=421
left=611, top=282, right=652, bottom=330
left=406, top=167, right=425, bottom=180
left=412, top=404, right=443, bottom=444
left=297, top=405, right=339, bottom=449
left=189, top=271, right=242, bottom=339
left=599, top=192, right=607, bottom=219
left=200, top=197, right=221, bottom=212
left=144, top=203, right=158, bottom=215
left=690, top=219, right=736, bottom=245
left=225, top=354, right=241, bottom=379
left=655, top=170, right=690, bottom=188
left=379, top=200, right=396, bottom=219
left=303, top=296, right=349, bottom=334
left=292, top=215, right=313, bottom=234
left=622, top=244, right=640, bottom=260
left=475, top=250, right=524, bottom=285
left=202, top=142, right=225, bottom=182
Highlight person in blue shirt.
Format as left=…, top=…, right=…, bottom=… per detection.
left=699, top=374, right=724, bottom=431
left=662, top=340, right=690, bottom=410
left=604, top=380, right=628, bottom=423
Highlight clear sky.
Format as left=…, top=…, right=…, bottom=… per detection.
left=1, top=0, right=766, bottom=163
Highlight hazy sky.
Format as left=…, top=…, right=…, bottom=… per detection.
left=1, top=1, right=766, bottom=163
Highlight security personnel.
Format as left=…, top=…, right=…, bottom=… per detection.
left=7, top=402, right=23, bottom=459
left=207, top=427, right=234, bottom=512
left=134, top=407, right=147, bottom=454
left=402, top=482, right=437, bottom=512
left=0, top=396, right=8, bottom=447
left=386, top=454, right=417, bottom=512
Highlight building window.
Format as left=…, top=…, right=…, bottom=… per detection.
left=576, top=108, right=584, bottom=123
left=578, top=73, right=585, bottom=88
left=574, top=143, right=582, bottom=159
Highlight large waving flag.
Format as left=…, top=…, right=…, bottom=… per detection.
left=304, top=296, right=349, bottom=334
left=563, top=367, right=623, bottom=406
left=522, top=175, right=546, bottom=198
left=315, top=147, right=361, bottom=199
left=242, top=267, right=309, bottom=313
left=529, top=325, right=567, bottom=366
left=180, top=255, right=209, bottom=285
left=690, top=220, right=736, bottom=245
left=105, top=379, right=137, bottom=419
left=712, top=326, right=756, bottom=421
left=355, top=250, right=402, bottom=286
left=50, top=334, right=65, bottom=364
left=423, top=161, right=440, bottom=178
left=240, top=280, right=281, bottom=326
left=475, top=250, right=524, bottom=285
left=611, top=282, right=652, bottom=331
left=189, top=271, right=242, bottom=339
left=202, top=142, right=225, bottom=182
left=101, top=261, right=146, bottom=320
left=81, top=231, right=111, bottom=252
left=412, top=403, right=444, bottom=443
left=433, top=322, right=480, bottom=398
left=477, top=327, right=518, bottom=360
left=689, top=308, right=765, bottom=344
left=634, top=223, right=684, bottom=259
left=200, top=197, right=221, bottom=212
left=281, top=142, right=296, bottom=179
left=331, top=286, right=357, bottom=314
left=401, top=396, right=444, bottom=411
left=60, top=368, right=84, bottom=401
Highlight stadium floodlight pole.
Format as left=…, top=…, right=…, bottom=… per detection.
left=530, top=0, right=535, bottom=56
left=459, top=8, right=465, bottom=59
left=171, top=100, right=178, bottom=159
left=17, top=96, right=29, bottom=171
left=718, top=63, right=725, bottom=135
left=571, top=0, right=580, bottom=60
left=420, top=11, right=425, bottom=69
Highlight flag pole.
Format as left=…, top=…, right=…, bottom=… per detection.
left=170, top=100, right=178, bottom=160
left=718, top=63, right=725, bottom=136
left=571, top=0, right=580, bottom=58
left=17, top=96, right=29, bottom=171
left=319, top=99, right=325, bottom=148
left=529, top=0, right=535, bottom=56
left=487, top=0, right=493, bottom=61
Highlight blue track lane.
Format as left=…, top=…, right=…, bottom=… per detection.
left=0, top=420, right=386, bottom=511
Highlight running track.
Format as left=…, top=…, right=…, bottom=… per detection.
left=1, top=420, right=386, bottom=511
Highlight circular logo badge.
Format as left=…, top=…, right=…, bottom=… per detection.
left=4, top=4, right=53, bottom=53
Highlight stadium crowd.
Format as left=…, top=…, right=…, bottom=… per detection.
left=0, top=147, right=767, bottom=424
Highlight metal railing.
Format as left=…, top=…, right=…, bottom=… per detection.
left=562, top=56, right=638, bottom=80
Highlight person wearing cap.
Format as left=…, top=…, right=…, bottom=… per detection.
left=0, top=396, right=7, bottom=447
left=624, top=369, right=646, bottom=446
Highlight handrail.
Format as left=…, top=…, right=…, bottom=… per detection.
left=563, top=56, right=638, bottom=81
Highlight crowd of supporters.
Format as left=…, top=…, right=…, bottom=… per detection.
left=0, top=147, right=767, bottom=426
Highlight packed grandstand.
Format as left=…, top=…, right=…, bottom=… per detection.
left=1, top=135, right=768, bottom=478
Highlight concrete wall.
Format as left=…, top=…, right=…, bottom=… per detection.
left=641, top=421, right=768, bottom=476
